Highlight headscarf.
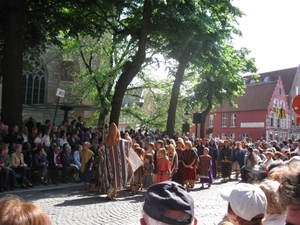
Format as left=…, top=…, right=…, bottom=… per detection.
left=105, top=123, right=121, bottom=146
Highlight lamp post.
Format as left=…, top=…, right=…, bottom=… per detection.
left=182, top=110, right=190, bottom=136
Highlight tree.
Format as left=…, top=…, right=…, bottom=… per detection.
left=148, top=0, right=246, bottom=136
left=190, top=44, right=256, bottom=138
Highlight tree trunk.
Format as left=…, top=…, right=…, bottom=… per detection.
left=109, top=0, right=151, bottom=126
left=200, top=112, right=207, bottom=139
left=1, top=0, right=25, bottom=129
left=166, top=56, right=188, bottom=137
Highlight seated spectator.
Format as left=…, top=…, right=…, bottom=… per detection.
left=67, top=131, right=79, bottom=154
left=253, top=151, right=274, bottom=181
left=0, top=194, right=51, bottom=225
left=0, top=144, right=17, bottom=191
left=61, top=145, right=80, bottom=183
left=73, top=144, right=82, bottom=170
left=10, top=144, right=33, bottom=188
left=258, top=180, right=286, bottom=225
left=47, top=144, right=63, bottom=184
left=278, top=159, right=300, bottom=225
left=240, top=147, right=257, bottom=183
left=220, top=183, right=267, bottom=225
left=140, top=180, right=198, bottom=225
left=33, top=147, right=49, bottom=185
left=59, top=130, right=68, bottom=148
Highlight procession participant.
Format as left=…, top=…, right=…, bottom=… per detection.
left=220, top=140, right=232, bottom=182
left=240, top=147, right=257, bottom=183
left=80, top=142, right=94, bottom=190
left=142, top=154, right=154, bottom=190
left=231, top=141, right=245, bottom=180
left=154, top=148, right=171, bottom=184
left=172, top=138, right=185, bottom=185
left=166, top=144, right=178, bottom=179
left=105, top=123, right=132, bottom=200
left=198, top=147, right=213, bottom=189
left=208, top=139, right=219, bottom=179
left=182, top=141, right=197, bottom=190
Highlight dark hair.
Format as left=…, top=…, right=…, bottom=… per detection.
left=267, top=161, right=285, bottom=173
left=247, top=147, right=253, bottom=153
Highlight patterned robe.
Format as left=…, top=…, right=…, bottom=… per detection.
left=105, top=139, right=132, bottom=191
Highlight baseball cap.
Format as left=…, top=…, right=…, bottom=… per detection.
left=220, top=183, right=267, bottom=221
left=143, top=181, right=194, bottom=225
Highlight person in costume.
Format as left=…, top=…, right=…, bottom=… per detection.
left=198, top=147, right=213, bottom=188
left=105, top=123, right=132, bottom=200
left=182, top=141, right=197, bottom=190
left=80, top=142, right=94, bottom=190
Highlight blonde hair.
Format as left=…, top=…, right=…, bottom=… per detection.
left=259, top=180, right=285, bottom=215
left=0, top=195, right=51, bottom=225
left=158, top=148, right=167, bottom=157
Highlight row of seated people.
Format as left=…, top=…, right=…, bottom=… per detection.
left=0, top=142, right=81, bottom=191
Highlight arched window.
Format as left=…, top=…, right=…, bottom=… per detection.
left=22, top=55, right=47, bottom=104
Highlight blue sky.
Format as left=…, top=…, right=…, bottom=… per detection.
left=233, top=0, right=300, bottom=73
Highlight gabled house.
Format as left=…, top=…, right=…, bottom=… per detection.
left=203, top=76, right=291, bottom=141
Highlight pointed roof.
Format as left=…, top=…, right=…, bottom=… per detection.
left=215, top=81, right=277, bottom=112
left=244, top=67, right=298, bottom=94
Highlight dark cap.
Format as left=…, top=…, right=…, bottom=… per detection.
left=297, top=139, right=300, bottom=142
left=143, top=181, right=194, bottom=225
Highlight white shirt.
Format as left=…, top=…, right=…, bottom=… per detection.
left=263, top=213, right=286, bottom=225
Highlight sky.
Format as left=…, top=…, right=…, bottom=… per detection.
left=233, top=0, right=300, bottom=73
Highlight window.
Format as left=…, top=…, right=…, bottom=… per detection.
left=263, top=76, right=269, bottom=82
left=292, top=115, right=295, bottom=125
left=270, top=112, right=274, bottom=127
left=242, top=134, right=248, bottom=139
left=277, top=118, right=281, bottom=128
left=273, top=99, right=279, bottom=107
left=296, top=86, right=300, bottom=95
left=287, top=115, right=290, bottom=129
left=222, top=114, right=227, bottom=127
left=208, top=114, right=214, bottom=128
left=280, top=101, right=285, bottom=109
left=230, top=133, right=235, bottom=141
left=221, top=133, right=226, bottom=140
left=22, top=54, right=46, bottom=104
left=230, top=114, right=236, bottom=127
left=278, top=88, right=282, bottom=95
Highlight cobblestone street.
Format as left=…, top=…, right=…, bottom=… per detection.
left=0, top=179, right=238, bottom=225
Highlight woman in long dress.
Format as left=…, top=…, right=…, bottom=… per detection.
left=198, top=147, right=213, bottom=188
left=220, top=140, right=232, bottom=182
left=182, top=141, right=197, bottom=190
left=172, top=138, right=185, bottom=185
left=208, top=139, right=219, bottom=179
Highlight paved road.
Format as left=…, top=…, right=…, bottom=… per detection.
left=0, top=178, right=238, bottom=225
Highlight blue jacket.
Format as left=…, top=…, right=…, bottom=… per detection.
left=232, top=148, right=245, bottom=168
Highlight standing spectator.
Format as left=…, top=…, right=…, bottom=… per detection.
left=39, top=119, right=52, bottom=136
left=25, top=117, right=35, bottom=133
left=0, top=144, right=17, bottom=191
left=182, top=141, right=197, bottom=189
left=131, top=147, right=144, bottom=194
left=28, top=127, right=38, bottom=148
left=67, top=119, right=77, bottom=136
left=81, top=128, right=91, bottom=144
left=198, top=147, right=213, bottom=189
left=33, top=147, right=49, bottom=185
left=42, top=128, right=51, bottom=153
left=50, top=126, right=59, bottom=146
left=220, top=140, right=232, bottom=182
left=195, top=138, right=205, bottom=157
left=59, top=130, right=68, bottom=148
